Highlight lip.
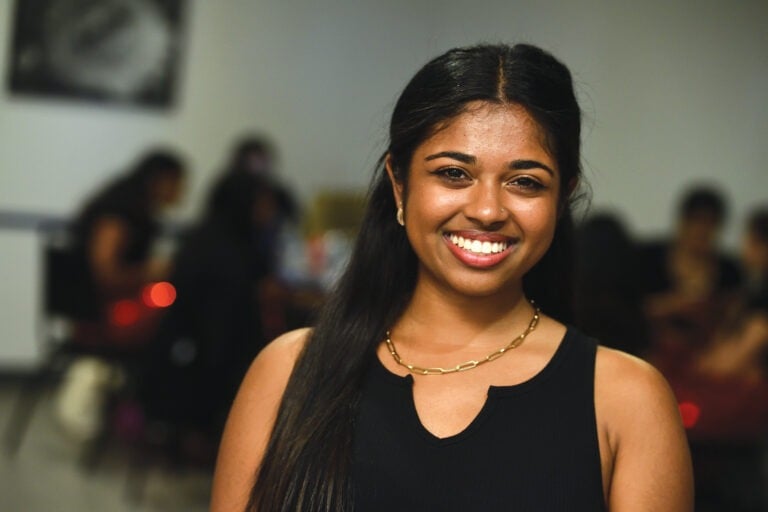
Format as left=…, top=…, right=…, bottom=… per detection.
left=443, top=231, right=517, bottom=268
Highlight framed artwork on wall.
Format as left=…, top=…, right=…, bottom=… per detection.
left=6, top=0, right=187, bottom=109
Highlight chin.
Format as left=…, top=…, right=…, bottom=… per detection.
left=443, top=275, right=522, bottom=299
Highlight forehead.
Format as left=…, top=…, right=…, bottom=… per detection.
left=414, top=101, right=553, bottom=162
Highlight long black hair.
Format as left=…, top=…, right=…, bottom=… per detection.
left=72, top=149, right=185, bottom=252
left=248, top=43, right=583, bottom=511
left=76, top=150, right=185, bottom=222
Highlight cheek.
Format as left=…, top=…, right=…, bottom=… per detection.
left=511, top=199, right=558, bottom=241
left=405, top=184, right=463, bottom=221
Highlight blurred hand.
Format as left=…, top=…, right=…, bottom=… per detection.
left=645, top=292, right=705, bottom=319
left=696, top=315, right=768, bottom=381
left=146, top=258, right=173, bottom=282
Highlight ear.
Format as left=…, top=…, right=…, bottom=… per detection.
left=385, top=154, right=405, bottom=207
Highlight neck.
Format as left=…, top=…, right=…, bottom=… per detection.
left=395, top=276, right=533, bottom=348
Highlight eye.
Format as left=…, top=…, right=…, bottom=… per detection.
left=434, top=167, right=471, bottom=182
left=509, top=176, right=545, bottom=191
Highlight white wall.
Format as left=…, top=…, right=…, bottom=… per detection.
left=0, top=230, right=39, bottom=367
left=1, top=0, right=766, bottom=365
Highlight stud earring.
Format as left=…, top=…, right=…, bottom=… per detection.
left=396, top=205, right=404, bottom=226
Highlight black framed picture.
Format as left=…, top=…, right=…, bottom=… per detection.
left=6, top=0, right=187, bottom=109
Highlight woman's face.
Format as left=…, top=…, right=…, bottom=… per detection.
left=151, top=172, right=184, bottom=211
left=388, top=101, right=561, bottom=299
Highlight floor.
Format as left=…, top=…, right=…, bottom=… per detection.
left=0, top=381, right=212, bottom=512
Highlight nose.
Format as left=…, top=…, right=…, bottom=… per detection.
left=464, top=182, right=509, bottom=228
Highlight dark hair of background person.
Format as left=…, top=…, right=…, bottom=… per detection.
left=573, top=213, right=649, bottom=356
left=248, top=43, right=585, bottom=511
left=69, top=149, right=185, bottom=312
left=74, top=150, right=185, bottom=235
left=226, top=134, right=299, bottom=223
left=745, top=206, right=768, bottom=312
left=205, top=171, right=276, bottom=241
left=679, top=185, right=727, bottom=224
left=93, top=150, right=183, bottom=207
left=748, top=208, right=768, bottom=245
left=227, top=135, right=277, bottom=175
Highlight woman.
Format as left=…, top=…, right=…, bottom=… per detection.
left=52, top=150, right=185, bottom=440
left=212, top=44, right=692, bottom=511
left=74, top=150, right=185, bottom=298
left=71, top=149, right=185, bottom=344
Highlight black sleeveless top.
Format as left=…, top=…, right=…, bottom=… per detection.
left=351, top=328, right=606, bottom=511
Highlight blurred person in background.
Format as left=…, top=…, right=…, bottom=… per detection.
left=574, top=213, right=649, bottom=356
left=53, top=149, right=185, bottom=442
left=139, top=171, right=280, bottom=448
left=225, top=134, right=299, bottom=230
left=668, top=207, right=768, bottom=512
left=225, top=134, right=315, bottom=337
left=640, top=186, right=741, bottom=357
left=697, top=207, right=768, bottom=379
left=70, top=149, right=186, bottom=346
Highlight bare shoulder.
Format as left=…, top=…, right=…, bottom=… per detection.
left=237, top=327, right=311, bottom=401
left=595, top=346, right=673, bottom=401
left=594, top=346, right=682, bottom=435
left=210, top=328, right=312, bottom=512
left=594, top=346, right=693, bottom=511
left=228, top=327, right=312, bottom=431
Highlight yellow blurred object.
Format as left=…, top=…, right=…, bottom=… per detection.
left=304, top=190, right=367, bottom=237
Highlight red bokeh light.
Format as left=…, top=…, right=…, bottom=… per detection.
left=110, top=300, right=141, bottom=326
left=142, top=281, right=177, bottom=308
left=678, top=401, right=701, bottom=429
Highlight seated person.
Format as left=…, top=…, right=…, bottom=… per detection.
left=639, top=186, right=741, bottom=353
left=698, top=207, right=768, bottom=379
left=70, top=150, right=186, bottom=347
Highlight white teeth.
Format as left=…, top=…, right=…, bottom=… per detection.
left=448, top=234, right=509, bottom=255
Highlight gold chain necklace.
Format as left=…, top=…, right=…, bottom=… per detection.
left=384, top=304, right=540, bottom=376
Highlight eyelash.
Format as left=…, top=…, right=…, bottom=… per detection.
left=510, top=176, right=545, bottom=191
left=434, top=167, right=469, bottom=182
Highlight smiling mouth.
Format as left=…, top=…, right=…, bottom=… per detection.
left=445, top=232, right=515, bottom=255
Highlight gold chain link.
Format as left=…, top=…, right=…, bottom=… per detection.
left=384, top=304, right=540, bottom=376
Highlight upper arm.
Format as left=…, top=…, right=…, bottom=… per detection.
left=596, top=348, right=693, bottom=512
left=88, top=216, right=129, bottom=279
left=741, top=312, right=768, bottom=351
left=210, top=328, right=310, bottom=512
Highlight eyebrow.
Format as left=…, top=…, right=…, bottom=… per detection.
left=510, top=159, right=555, bottom=176
left=425, top=151, right=476, bottom=164
left=424, top=151, right=555, bottom=176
